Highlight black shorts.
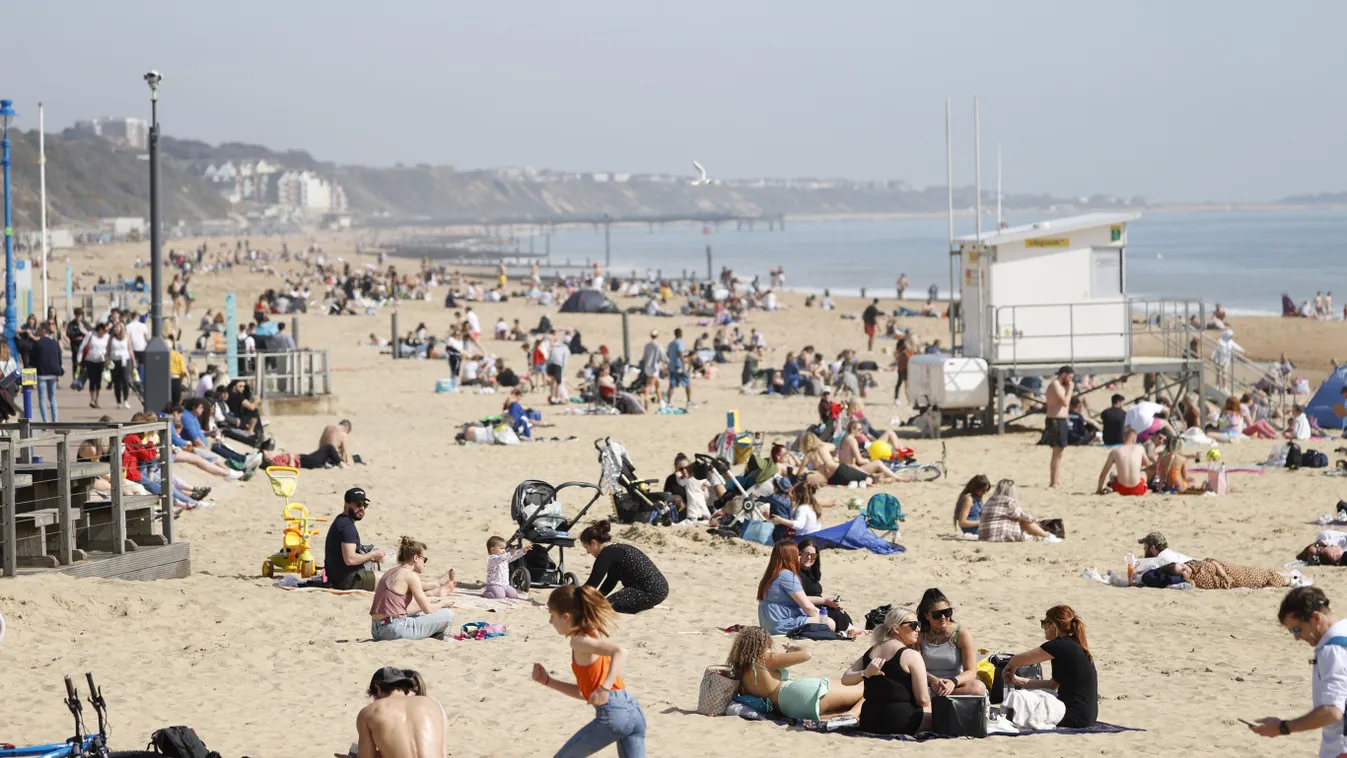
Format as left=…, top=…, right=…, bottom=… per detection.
left=546, top=363, right=563, bottom=382
left=1043, top=417, right=1070, bottom=449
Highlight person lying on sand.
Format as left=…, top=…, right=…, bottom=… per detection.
left=1096, top=428, right=1153, bottom=496
left=1298, top=531, right=1347, bottom=565
left=728, top=626, right=864, bottom=721
left=342, top=667, right=447, bottom=758
left=1159, top=559, right=1293, bottom=590
left=800, top=431, right=896, bottom=486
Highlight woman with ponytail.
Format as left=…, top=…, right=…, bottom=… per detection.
left=369, top=536, right=458, bottom=641
left=1004, top=605, right=1098, bottom=728
left=532, top=584, right=646, bottom=757
left=580, top=520, right=669, bottom=614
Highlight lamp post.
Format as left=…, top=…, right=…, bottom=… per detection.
left=2, top=99, right=17, bottom=365
left=141, top=71, right=171, bottom=412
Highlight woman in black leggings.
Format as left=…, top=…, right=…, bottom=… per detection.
left=580, top=520, right=668, bottom=614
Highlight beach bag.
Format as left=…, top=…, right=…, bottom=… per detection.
left=931, top=694, right=989, bottom=737
left=988, top=653, right=1043, bottom=704
left=1286, top=442, right=1303, bottom=470
left=1304, top=450, right=1329, bottom=468
left=739, top=519, right=774, bottom=546
left=864, top=604, right=893, bottom=630
left=493, top=424, right=521, bottom=446
left=696, top=665, right=740, bottom=716
left=1039, top=519, right=1066, bottom=539
left=786, top=623, right=839, bottom=641
left=148, top=726, right=221, bottom=758
left=1207, top=465, right=1229, bottom=494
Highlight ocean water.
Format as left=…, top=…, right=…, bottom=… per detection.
left=536, top=208, right=1346, bottom=315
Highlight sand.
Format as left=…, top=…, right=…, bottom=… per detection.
left=3, top=232, right=1346, bottom=757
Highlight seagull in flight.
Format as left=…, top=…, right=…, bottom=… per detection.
left=691, top=160, right=710, bottom=186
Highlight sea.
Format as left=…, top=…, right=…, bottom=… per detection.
left=534, top=207, right=1345, bottom=316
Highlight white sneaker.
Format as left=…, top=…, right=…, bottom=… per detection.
left=245, top=452, right=263, bottom=471
left=227, top=470, right=243, bottom=481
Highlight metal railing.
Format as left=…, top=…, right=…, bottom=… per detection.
left=1, top=420, right=174, bottom=578
left=987, top=298, right=1206, bottom=370
left=188, top=348, right=331, bottom=399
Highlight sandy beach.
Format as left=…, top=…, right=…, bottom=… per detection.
left=3, top=232, right=1347, bottom=758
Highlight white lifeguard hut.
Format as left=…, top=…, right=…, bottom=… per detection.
left=909, top=211, right=1209, bottom=433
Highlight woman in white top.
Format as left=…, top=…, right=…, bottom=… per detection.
left=772, top=481, right=824, bottom=536
left=107, top=322, right=134, bottom=409
left=79, top=322, right=111, bottom=408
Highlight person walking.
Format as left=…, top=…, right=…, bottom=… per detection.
left=1250, top=587, right=1347, bottom=757
left=1044, top=366, right=1074, bottom=489
left=862, top=299, right=881, bottom=352
left=31, top=326, right=65, bottom=422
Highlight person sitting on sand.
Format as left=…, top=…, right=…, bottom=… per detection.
left=1155, top=435, right=1204, bottom=493
left=1284, top=404, right=1312, bottom=441
left=1096, top=427, right=1152, bottom=496
left=1126, top=398, right=1176, bottom=444
left=347, top=667, right=447, bottom=758
left=728, top=626, right=864, bottom=721
left=843, top=398, right=903, bottom=452
left=800, top=431, right=896, bottom=487
left=794, top=537, right=856, bottom=633
left=915, top=588, right=987, bottom=697
left=953, top=474, right=990, bottom=535
left=581, top=520, right=669, bottom=614
left=1161, top=559, right=1293, bottom=589
left=325, top=488, right=387, bottom=591
left=482, top=536, right=532, bottom=599
left=769, top=481, right=825, bottom=537
left=978, top=479, right=1057, bottom=542
left=1003, top=605, right=1098, bottom=729
left=370, top=536, right=458, bottom=642
left=758, top=539, right=836, bottom=635
left=841, top=606, right=931, bottom=735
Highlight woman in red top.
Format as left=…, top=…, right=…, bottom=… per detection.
left=532, top=585, right=646, bottom=757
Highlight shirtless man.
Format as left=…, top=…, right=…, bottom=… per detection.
left=345, top=667, right=447, bottom=758
left=1045, top=366, right=1074, bottom=488
left=1096, top=428, right=1153, bottom=496
left=319, top=420, right=353, bottom=465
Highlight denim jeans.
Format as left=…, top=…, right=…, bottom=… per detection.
left=211, top=442, right=247, bottom=465
left=370, top=609, right=456, bottom=641
left=554, top=690, right=646, bottom=758
left=37, top=376, right=58, bottom=422
left=141, top=478, right=194, bottom=507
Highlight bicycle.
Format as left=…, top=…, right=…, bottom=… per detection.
left=888, top=442, right=948, bottom=482
left=0, top=673, right=156, bottom=758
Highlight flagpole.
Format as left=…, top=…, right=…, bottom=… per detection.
left=39, top=102, right=48, bottom=317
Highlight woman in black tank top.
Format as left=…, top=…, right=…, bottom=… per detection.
left=842, top=606, right=931, bottom=734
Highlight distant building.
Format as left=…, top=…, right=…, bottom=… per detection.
left=67, top=117, right=149, bottom=149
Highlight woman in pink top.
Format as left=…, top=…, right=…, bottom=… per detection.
left=370, top=537, right=458, bottom=641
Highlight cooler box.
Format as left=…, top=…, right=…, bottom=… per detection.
left=907, top=356, right=989, bottom=410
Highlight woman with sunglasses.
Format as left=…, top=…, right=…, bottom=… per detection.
left=795, top=538, right=855, bottom=633
left=757, top=540, right=833, bottom=635
left=842, top=606, right=931, bottom=735
left=369, top=536, right=459, bottom=642
left=916, top=588, right=986, bottom=696
left=1003, top=605, right=1098, bottom=728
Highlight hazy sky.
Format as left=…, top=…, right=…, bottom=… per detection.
left=5, top=1, right=1345, bottom=202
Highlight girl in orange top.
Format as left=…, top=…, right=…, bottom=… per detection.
left=532, top=585, right=646, bottom=757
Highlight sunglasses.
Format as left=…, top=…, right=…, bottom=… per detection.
left=929, top=608, right=955, bottom=621
left=800, top=550, right=818, bottom=557
left=418, top=555, right=429, bottom=565
left=898, top=621, right=921, bottom=630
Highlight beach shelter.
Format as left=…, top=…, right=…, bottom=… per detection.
left=1306, top=366, right=1347, bottom=432
left=559, top=289, right=619, bottom=314
left=793, top=515, right=905, bottom=555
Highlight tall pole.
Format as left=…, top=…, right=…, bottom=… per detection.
left=996, top=144, right=1002, bottom=230
left=2, top=100, right=16, bottom=364
left=142, top=72, right=171, bottom=412
left=945, top=98, right=955, bottom=353
left=974, top=97, right=982, bottom=241
left=603, top=214, right=611, bottom=271
left=39, top=103, right=49, bottom=318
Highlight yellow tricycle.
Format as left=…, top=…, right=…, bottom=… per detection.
left=260, top=466, right=327, bottom=579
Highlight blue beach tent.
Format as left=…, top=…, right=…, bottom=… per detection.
left=1306, top=366, right=1347, bottom=432
left=794, top=515, right=905, bottom=555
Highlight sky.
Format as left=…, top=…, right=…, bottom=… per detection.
left=4, top=1, right=1346, bottom=203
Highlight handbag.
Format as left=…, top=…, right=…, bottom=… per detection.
left=988, top=653, right=1043, bottom=705
left=786, top=622, right=839, bottom=641
left=1206, top=465, right=1228, bottom=494
left=739, top=519, right=774, bottom=546
left=931, top=694, right=989, bottom=737
left=696, top=665, right=740, bottom=716
left=1039, top=518, right=1066, bottom=539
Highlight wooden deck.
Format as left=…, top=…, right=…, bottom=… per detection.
left=12, top=541, right=191, bottom=581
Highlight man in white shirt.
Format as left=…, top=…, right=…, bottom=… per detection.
left=1286, top=404, right=1313, bottom=441
left=465, top=306, right=481, bottom=341
left=1131, top=532, right=1194, bottom=580
left=1250, top=587, right=1347, bottom=758
left=125, top=312, right=149, bottom=381
left=1125, top=399, right=1176, bottom=444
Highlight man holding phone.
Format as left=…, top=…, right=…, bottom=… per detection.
left=1249, top=587, right=1347, bottom=758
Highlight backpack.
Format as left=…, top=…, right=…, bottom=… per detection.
left=864, top=604, right=893, bottom=630
left=786, top=622, right=842, bottom=641
left=149, top=726, right=220, bottom=758
left=1303, top=449, right=1329, bottom=468
left=1286, top=442, right=1303, bottom=470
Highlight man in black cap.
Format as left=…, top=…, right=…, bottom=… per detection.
left=324, top=488, right=385, bottom=590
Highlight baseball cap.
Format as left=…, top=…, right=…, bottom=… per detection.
left=344, top=487, right=371, bottom=505
left=1137, top=532, right=1167, bottom=551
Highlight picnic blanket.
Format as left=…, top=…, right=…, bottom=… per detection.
left=798, top=515, right=904, bottom=555
left=739, top=712, right=1142, bottom=739
left=271, top=578, right=539, bottom=609
left=1190, top=465, right=1265, bottom=474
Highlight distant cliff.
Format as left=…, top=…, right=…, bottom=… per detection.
left=0, top=130, right=1137, bottom=227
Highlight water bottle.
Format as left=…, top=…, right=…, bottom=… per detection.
left=818, top=607, right=828, bottom=618
left=1125, top=552, right=1136, bottom=585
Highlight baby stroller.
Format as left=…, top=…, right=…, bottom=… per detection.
left=595, top=437, right=677, bottom=525
left=695, top=452, right=774, bottom=536
left=507, top=479, right=602, bottom=593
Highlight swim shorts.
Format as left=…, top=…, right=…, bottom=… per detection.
left=864, top=323, right=876, bottom=337
left=668, top=371, right=689, bottom=389
left=546, top=363, right=563, bottom=382
left=1111, top=479, right=1148, bottom=496
left=1043, top=417, right=1070, bottom=448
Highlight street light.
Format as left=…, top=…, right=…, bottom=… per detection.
left=2, top=99, right=17, bottom=365
left=141, top=71, right=171, bottom=412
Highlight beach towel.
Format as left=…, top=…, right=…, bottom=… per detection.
left=795, top=515, right=905, bottom=554
left=737, top=711, right=1143, bottom=740
left=271, top=579, right=540, bottom=609
left=1003, top=689, right=1065, bottom=730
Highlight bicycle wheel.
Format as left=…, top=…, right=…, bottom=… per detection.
left=109, top=752, right=162, bottom=757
